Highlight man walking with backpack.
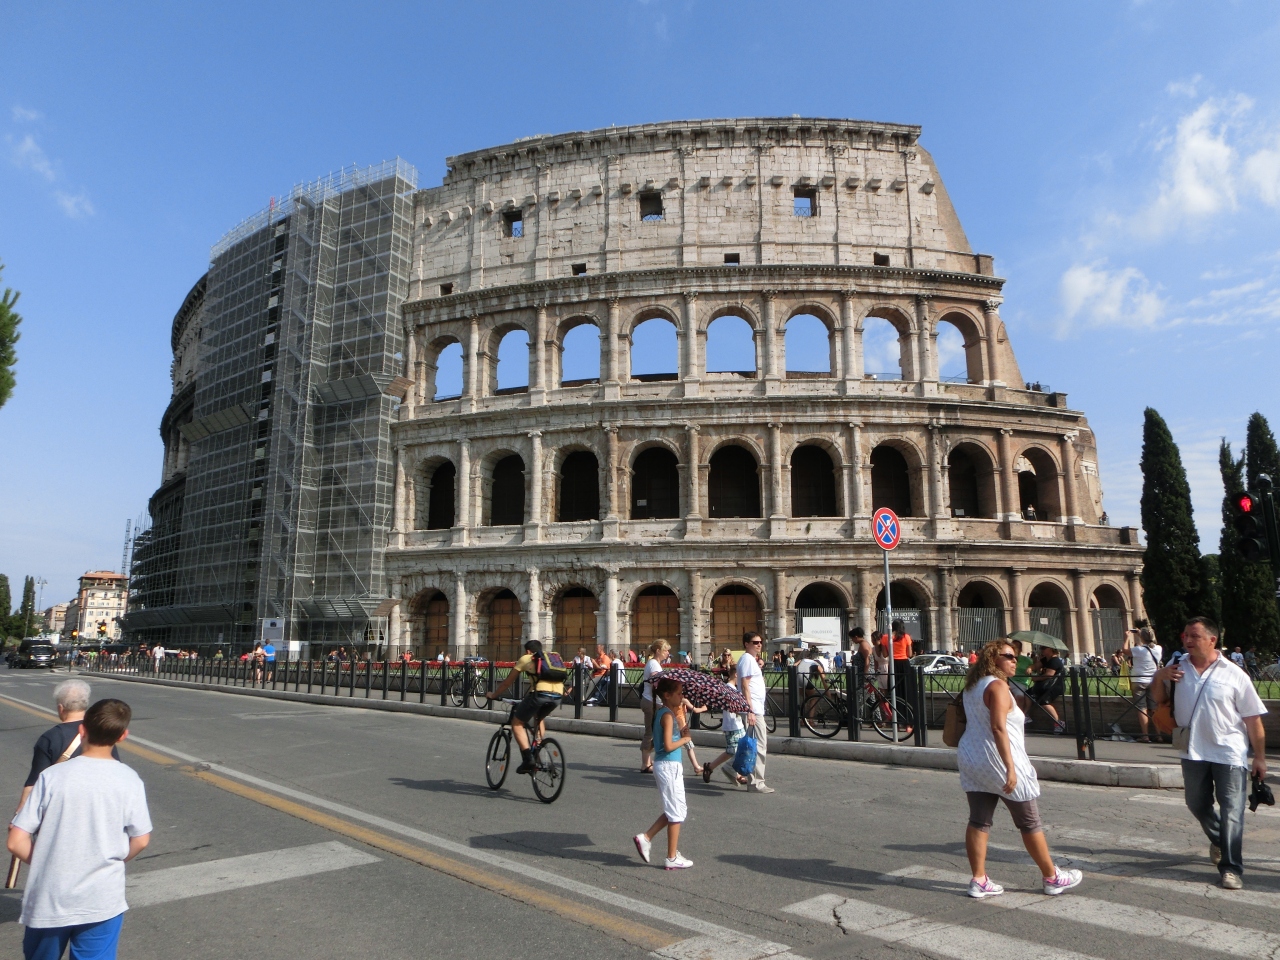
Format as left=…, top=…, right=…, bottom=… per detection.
left=487, top=640, right=565, bottom=774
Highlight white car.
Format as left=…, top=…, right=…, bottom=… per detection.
left=909, top=654, right=967, bottom=675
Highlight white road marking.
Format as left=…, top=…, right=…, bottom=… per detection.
left=1128, top=874, right=1280, bottom=911
left=1131, top=792, right=1280, bottom=818
left=1049, top=826, right=1190, bottom=854
left=887, top=865, right=1280, bottom=960
left=0, top=690, right=792, bottom=960
left=783, top=894, right=1106, bottom=960
left=128, top=841, right=379, bottom=907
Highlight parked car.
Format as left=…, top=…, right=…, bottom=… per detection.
left=909, top=653, right=967, bottom=675
left=17, top=643, right=58, bottom=669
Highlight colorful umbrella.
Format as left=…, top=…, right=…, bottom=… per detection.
left=652, top=667, right=751, bottom=713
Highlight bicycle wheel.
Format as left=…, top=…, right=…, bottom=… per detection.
left=870, top=697, right=915, bottom=742
left=802, top=694, right=844, bottom=739
left=530, top=738, right=566, bottom=803
left=764, top=711, right=777, bottom=734
left=449, top=672, right=466, bottom=707
left=485, top=729, right=511, bottom=789
left=701, top=709, right=723, bottom=731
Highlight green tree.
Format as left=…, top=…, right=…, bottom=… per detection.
left=17, top=575, right=36, bottom=638
left=1245, top=412, right=1280, bottom=491
left=0, top=574, right=10, bottom=642
left=1218, top=441, right=1280, bottom=650
left=1139, top=408, right=1207, bottom=649
left=0, top=262, right=20, bottom=409
left=1199, top=553, right=1223, bottom=630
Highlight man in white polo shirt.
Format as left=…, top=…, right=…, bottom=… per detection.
left=1152, top=616, right=1266, bottom=891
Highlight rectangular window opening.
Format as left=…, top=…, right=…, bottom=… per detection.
left=571, top=263, right=588, bottom=276
left=724, top=253, right=740, bottom=265
left=873, top=252, right=891, bottom=267
left=793, top=188, right=817, bottom=217
left=639, top=192, right=664, bottom=221
left=439, top=282, right=454, bottom=296
left=502, top=210, right=523, bottom=238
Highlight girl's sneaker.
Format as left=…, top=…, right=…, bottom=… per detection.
left=1043, top=868, right=1083, bottom=895
left=665, top=853, right=693, bottom=870
left=633, top=834, right=651, bottom=864
left=967, top=876, right=1004, bottom=898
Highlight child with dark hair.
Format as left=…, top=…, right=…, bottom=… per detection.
left=633, top=677, right=694, bottom=869
left=8, top=698, right=152, bottom=960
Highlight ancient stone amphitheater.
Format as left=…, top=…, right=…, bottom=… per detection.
left=388, top=117, right=1144, bottom=663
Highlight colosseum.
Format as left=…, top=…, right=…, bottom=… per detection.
left=389, top=117, right=1144, bottom=664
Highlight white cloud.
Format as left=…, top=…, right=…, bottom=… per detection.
left=11, top=105, right=40, bottom=122
left=9, top=133, right=56, bottom=181
left=1243, top=137, right=1280, bottom=206
left=1059, top=262, right=1165, bottom=332
left=54, top=191, right=95, bottom=219
left=1166, top=74, right=1203, bottom=98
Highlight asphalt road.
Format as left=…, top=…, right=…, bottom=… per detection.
left=3, top=669, right=1280, bottom=960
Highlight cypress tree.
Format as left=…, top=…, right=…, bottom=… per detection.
left=1230, top=413, right=1280, bottom=651
left=0, top=262, right=20, bottom=409
left=1139, top=408, right=1206, bottom=650
left=0, top=575, right=10, bottom=641
left=1245, top=412, right=1280, bottom=491
left=1218, top=441, right=1280, bottom=650
left=18, top=576, right=36, bottom=638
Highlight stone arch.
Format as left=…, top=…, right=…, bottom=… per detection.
left=956, top=577, right=1008, bottom=608
left=792, top=580, right=852, bottom=635
left=483, top=451, right=526, bottom=526
left=790, top=443, right=838, bottom=517
left=424, top=335, right=464, bottom=401
left=947, top=440, right=998, bottom=520
left=1026, top=579, right=1073, bottom=649
left=954, top=578, right=1008, bottom=652
left=632, top=583, right=681, bottom=653
left=709, top=581, right=765, bottom=648
left=556, top=449, right=601, bottom=522
left=859, top=304, right=914, bottom=381
left=704, top=311, right=757, bottom=377
left=487, top=323, right=532, bottom=395
left=476, top=587, right=524, bottom=662
left=874, top=578, right=932, bottom=644
left=933, top=309, right=986, bottom=384
left=553, top=585, right=600, bottom=650
left=417, top=456, right=456, bottom=530
left=407, top=588, right=449, bottom=657
left=1090, top=581, right=1130, bottom=656
left=784, top=310, right=834, bottom=376
left=629, top=313, right=680, bottom=382
left=630, top=444, right=681, bottom=520
left=554, top=315, right=602, bottom=387
left=869, top=438, right=925, bottom=517
left=707, top=442, right=762, bottom=519
left=1015, top=444, right=1063, bottom=522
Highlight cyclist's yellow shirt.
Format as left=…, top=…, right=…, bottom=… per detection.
left=514, top=654, right=565, bottom=695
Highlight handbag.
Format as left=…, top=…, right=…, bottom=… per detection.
left=1171, top=658, right=1220, bottom=753
left=732, top=733, right=758, bottom=777
left=943, top=697, right=967, bottom=748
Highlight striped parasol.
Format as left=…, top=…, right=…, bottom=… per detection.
left=652, top=667, right=750, bottom=713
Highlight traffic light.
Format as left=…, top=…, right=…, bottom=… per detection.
left=1235, top=493, right=1268, bottom=561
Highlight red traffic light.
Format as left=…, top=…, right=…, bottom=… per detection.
left=1239, top=494, right=1255, bottom=513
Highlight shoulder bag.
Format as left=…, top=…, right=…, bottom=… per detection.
left=5, top=732, right=82, bottom=890
left=1171, top=658, right=1221, bottom=754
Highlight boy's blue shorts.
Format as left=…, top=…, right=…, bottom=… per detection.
left=24, top=913, right=123, bottom=960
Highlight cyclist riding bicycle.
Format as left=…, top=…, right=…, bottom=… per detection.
left=486, top=640, right=566, bottom=774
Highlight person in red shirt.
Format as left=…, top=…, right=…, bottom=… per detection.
left=889, top=619, right=915, bottom=725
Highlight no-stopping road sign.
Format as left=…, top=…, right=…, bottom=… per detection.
left=873, top=507, right=902, bottom=550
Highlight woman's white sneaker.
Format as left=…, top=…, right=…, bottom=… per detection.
left=967, top=876, right=1005, bottom=898
left=633, top=834, right=651, bottom=864
left=1043, top=868, right=1083, bottom=895
left=664, top=853, right=693, bottom=870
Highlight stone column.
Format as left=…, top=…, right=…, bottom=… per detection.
left=762, top=291, right=779, bottom=392
left=847, top=422, right=864, bottom=518
left=687, top=569, right=703, bottom=660
left=684, top=423, right=702, bottom=537
left=936, top=567, right=953, bottom=653
left=1006, top=568, right=1025, bottom=633
left=1126, top=570, right=1144, bottom=628
left=857, top=567, right=873, bottom=635
left=1071, top=570, right=1092, bottom=658
left=604, top=298, right=621, bottom=399
left=404, top=326, right=419, bottom=416
left=527, top=568, right=542, bottom=646
left=926, top=424, right=943, bottom=520
left=452, top=576, right=467, bottom=656
left=464, top=316, right=480, bottom=410
left=982, top=301, right=1004, bottom=385
left=603, top=425, right=620, bottom=540
left=773, top=569, right=789, bottom=639
left=393, top=449, right=408, bottom=539
left=525, top=431, right=543, bottom=540
left=531, top=303, right=547, bottom=405
left=840, top=292, right=858, bottom=391
left=1060, top=433, right=1080, bottom=524
left=768, top=421, right=785, bottom=521
left=603, top=569, right=619, bottom=651
left=998, top=428, right=1020, bottom=522
left=454, top=438, right=470, bottom=546
left=681, top=292, right=700, bottom=397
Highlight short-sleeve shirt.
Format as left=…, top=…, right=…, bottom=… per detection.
left=795, top=658, right=821, bottom=686
left=1174, top=656, right=1266, bottom=767
left=1129, top=644, right=1160, bottom=681
left=25, top=722, right=120, bottom=787
left=263, top=643, right=276, bottom=662
left=641, top=658, right=664, bottom=702
left=1038, top=655, right=1064, bottom=678
left=736, top=652, right=765, bottom=714
left=12, top=757, right=152, bottom=928
left=513, top=654, right=564, bottom=695
left=721, top=682, right=744, bottom=732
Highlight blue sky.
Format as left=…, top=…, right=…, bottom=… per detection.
left=2, top=1, right=1278, bottom=606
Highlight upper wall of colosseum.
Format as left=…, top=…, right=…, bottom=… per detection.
left=408, top=119, right=985, bottom=300
left=170, top=273, right=206, bottom=394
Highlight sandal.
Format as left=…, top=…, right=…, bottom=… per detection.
left=702, top=766, right=713, bottom=784
left=640, top=766, right=653, bottom=774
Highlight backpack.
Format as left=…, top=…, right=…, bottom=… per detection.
left=531, top=652, right=570, bottom=684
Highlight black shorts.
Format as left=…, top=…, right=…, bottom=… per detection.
left=513, top=691, right=561, bottom=726
left=1028, top=680, right=1062, bottom=705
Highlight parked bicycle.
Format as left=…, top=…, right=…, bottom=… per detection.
left=801, top=678, right=914, bottom=742
left=484, top=698, right=566, bottom=803
left=445, top=662, right=488, bottom=707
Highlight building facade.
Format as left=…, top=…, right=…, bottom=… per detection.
left=130, top=118, right=1144, bottom=660
left=63, top=572, right=128, bottom=642
left=42, top=603, right=67, bottom=637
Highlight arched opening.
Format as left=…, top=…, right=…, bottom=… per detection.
left=409, top=590, right=449, bottom=658
left=482, top=589, right=523, bottom=662
left=425, top=461, right=456, bottom=530
left=711, top=585, right=762, bottom=648
left=936, top=313, right=984, bottom=384
left=705, top=315, right=756, bottom=376
left=708, top=445, right=761, bottom=519
left=874, top=581, right=927, bottom=645
left=784, top=314, right=831, bottom=376
left=862, top=316, right=905, bottom=380
left=557, top=451, right=600, bottom=522
left=633, top=585, right=680, bottom=652
left=432, top=340, right=463, bottom=401
left=1091, top=584, right=1128, bottom=656
left=560, top=322, right=601, bottom=386
left=1027, top=582, right=1070, bottom=643
left=955, top=581, right=1004, bottom=652
left=495, top=329, right=530, bottom=394
left=555, top=587, right=600, bottom=649
left=1016, top=448, right=1062, bottom=522
left=870, top=444, right=915, bottom=517
left=488, top=455, right=525, bottom=526
left=630, top=317, right=679, bottom=381
left=795, top=582, right=847, bottom=637
left=631, top=447, right=680, bottom=519
left=947, top=444, right=997, bottom=519
left=790, top=445, right=837, bottom=517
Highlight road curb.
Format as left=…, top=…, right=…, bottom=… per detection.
left=85, top=672, right=1183, bottom=789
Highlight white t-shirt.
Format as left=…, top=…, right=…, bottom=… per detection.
left=641, top=658, right=663, bottom=702
left=722, top=681, right=744, bottom=732
left=1173, top=655, right=1266, bottom=767
left=1129, top=644, right=1160, bottom=681
left=152, top=646, right=165, bottom=660
left=795, top=658, right=822, bottom=685
left=1230, top=651, right=1246, bottom=667
left=736, top=652, right=765, bottom=714
left=12, top=756, right=152, bottom=928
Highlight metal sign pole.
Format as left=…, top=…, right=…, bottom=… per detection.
left=884, top=546, right=896, bottom=743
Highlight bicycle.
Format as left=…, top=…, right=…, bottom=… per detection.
left=446, top=663, right=488, bottom=707
left=484, top=698, right=567, bottom=803
left=801, top=678, right=914, bottom=742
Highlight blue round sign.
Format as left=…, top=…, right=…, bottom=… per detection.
left=873, top=508, right=902, bottom=550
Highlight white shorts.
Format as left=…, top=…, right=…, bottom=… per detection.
left=653, top=760, right=686, bottom=823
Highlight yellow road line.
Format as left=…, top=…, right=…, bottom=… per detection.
left=0, top=692, right=676, bottom=952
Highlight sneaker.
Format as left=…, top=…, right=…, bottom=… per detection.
left=1043, top=868, right=1083, bottom=895
left=967, top=876, right=1005, bottom=899
left=633, top=833, right=652, bottom=864
left=749, top=783, right=776, bottom=794
left=1052, top=721, right=1067, bottom=735
left=1211, top=843, right=1222, bottom=867
left=1221, top=872, right=1243, bottom=890
left=664, top=853, right=693, bottom=870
